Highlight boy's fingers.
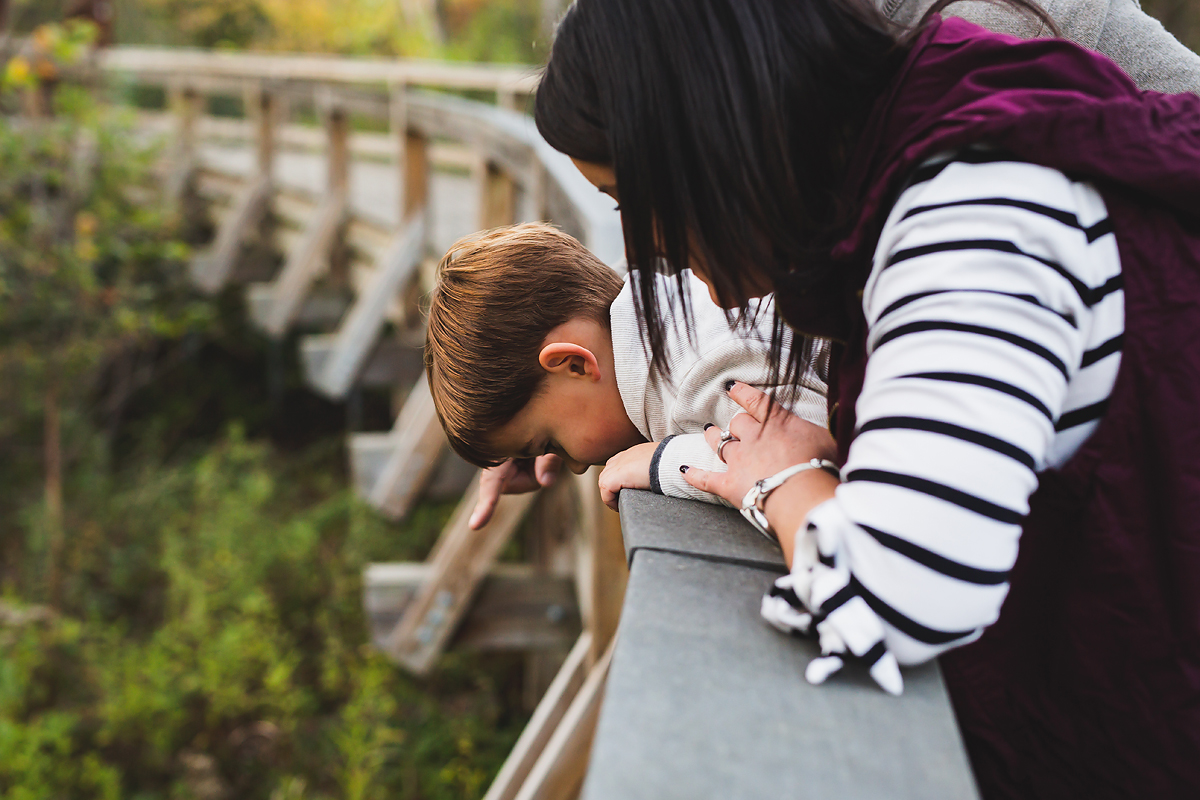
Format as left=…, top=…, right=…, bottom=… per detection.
left=599, top=485, right=620, bottom=511
left=535, top=454, right=562, bottom=486
left=597, top=466, right=621, bottom=511
left=728, top=381, right=771, bottom=422
left=469, top=488, right=501, bottom=530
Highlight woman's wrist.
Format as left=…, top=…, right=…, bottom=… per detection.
left=761, top=469, right=840, bottom=567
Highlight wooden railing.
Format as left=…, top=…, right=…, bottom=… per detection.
left=99, top=46, right=625, bottom=800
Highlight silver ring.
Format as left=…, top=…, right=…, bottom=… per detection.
left=716, top=430, right=739, bottom=464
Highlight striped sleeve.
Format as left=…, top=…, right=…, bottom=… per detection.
left=762, top=153, right=1124, bottom=691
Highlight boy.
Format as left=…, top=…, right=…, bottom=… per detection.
left=425, top=223, right=827, bottom=511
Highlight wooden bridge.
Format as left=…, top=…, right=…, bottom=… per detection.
left=96, top=46, right=980, bottom=800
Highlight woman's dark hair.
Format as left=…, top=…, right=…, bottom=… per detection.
left=535, top=0, right=1057, bottom=386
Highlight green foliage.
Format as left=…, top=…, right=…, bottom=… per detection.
left=0, top=45, right=527, bottom=798
left=0, top=83, right=207, bottom=441
left=1, top=429, right=524, bottom=799
left=442, top=0, right=544, bottom=65
left=118, top=0, right=549, bottom=63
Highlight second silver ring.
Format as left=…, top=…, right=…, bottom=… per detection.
left=716, top=429, right=739, bottom=464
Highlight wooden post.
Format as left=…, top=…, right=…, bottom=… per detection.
left=244, top=82, right=280, bottom=181
left=255, top=91, right=349, bottom=334
left=392, top=86, right=430, bottom=226
left=189, top=82, right=278, bottom=293
left=481, top=161, right=517, bottom=231
left=498, top=89, right=521, bottom=112
left=166, top=83, right=202, bottom=206
left=325, top=101, right=350, bottom=199
left=519, top=163, right=549, bottom=224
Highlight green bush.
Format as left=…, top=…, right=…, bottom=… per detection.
left=0, top=54, right=526, bottom=800
left=1, top=432, right=523, bottom=799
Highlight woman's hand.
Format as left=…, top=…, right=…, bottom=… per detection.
left=684, top=382, right=836, bottom=503
left=684, top=382, right=838, bottom=565
left=469, top=455, right=562, bottom=529
left=597, top=441, right=659, bottom=511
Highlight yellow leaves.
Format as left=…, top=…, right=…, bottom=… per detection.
left=75, top=212, right=99, bottom=239
left=2, top=22, right=98, bottom=91
left=32, top=25, right=61, bottom=54
left=75, top=212, right=100, bottom=262
left=75, top=238, right=99, bottom=263
left=3, top=57, right=33, bottom=90
left=255, top=0, right=416, bottom=55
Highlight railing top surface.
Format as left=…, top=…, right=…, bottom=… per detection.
left=98, top=46, right=540, bottom=93
left=588, top=491, right=980, bottom=800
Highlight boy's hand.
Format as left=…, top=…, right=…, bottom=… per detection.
left=598, top=442, right=659, bottom=511
left=470, top=455, right=562, bottom=530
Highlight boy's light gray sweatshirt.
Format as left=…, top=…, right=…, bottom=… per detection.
left=610, top=271, right=827, bottom=505
left=884, top=0, right=1200, bottom=95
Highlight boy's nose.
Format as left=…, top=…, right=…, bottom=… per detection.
left=566, top=459, right=589, bottom=475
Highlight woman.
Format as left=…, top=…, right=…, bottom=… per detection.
left=533, top=0, right=1200, bottom=797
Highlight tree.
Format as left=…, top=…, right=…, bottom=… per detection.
left=0, top=44, right=209, bottom=601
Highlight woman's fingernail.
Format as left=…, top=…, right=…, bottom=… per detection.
left=724, top=380, right=736, bottom=391
left=703, top=423, right=715, bottom=431
left=680, top=465, right=690, bottom=474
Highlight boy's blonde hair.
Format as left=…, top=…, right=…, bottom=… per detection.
left=426, top=223, right=624, bottom=467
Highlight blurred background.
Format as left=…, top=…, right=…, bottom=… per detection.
left=0, top=3, right=566, bottom=800
left=0, top=2, right=1195, bottom=800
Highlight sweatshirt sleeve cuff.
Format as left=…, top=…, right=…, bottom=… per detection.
left=649, top=435, right=677, bottom=495
left=653, top=433, right=733, bottom=506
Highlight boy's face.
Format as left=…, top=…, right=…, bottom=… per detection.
left=489, top=318, right=646, bottom=474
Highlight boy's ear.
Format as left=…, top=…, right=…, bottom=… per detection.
left=538, top=343, right=601, bottom=381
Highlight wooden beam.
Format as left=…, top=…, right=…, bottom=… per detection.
left=364, top=374, right=447, bottom=520
left=484, top=632, right=593, bottom=800
left=309, top=212, right=426, bottom=399
left=190, top=174, right=271, bottom=294
left=257, top=190, right=347, bottom=337
left=456, top=566, right=581, bottom=651
left=98, top=47, right=541, bottom=95
left=512, top=636, right=615, bottom=800
left=381, top=478, right=537, bottom=674
left=364, top=563, right=579, bottom=653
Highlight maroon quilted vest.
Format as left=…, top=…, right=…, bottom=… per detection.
left=775, top=18, right=1200, bottom=799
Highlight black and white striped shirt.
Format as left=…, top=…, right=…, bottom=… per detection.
left=763, top=151, right=1124, bottom=690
